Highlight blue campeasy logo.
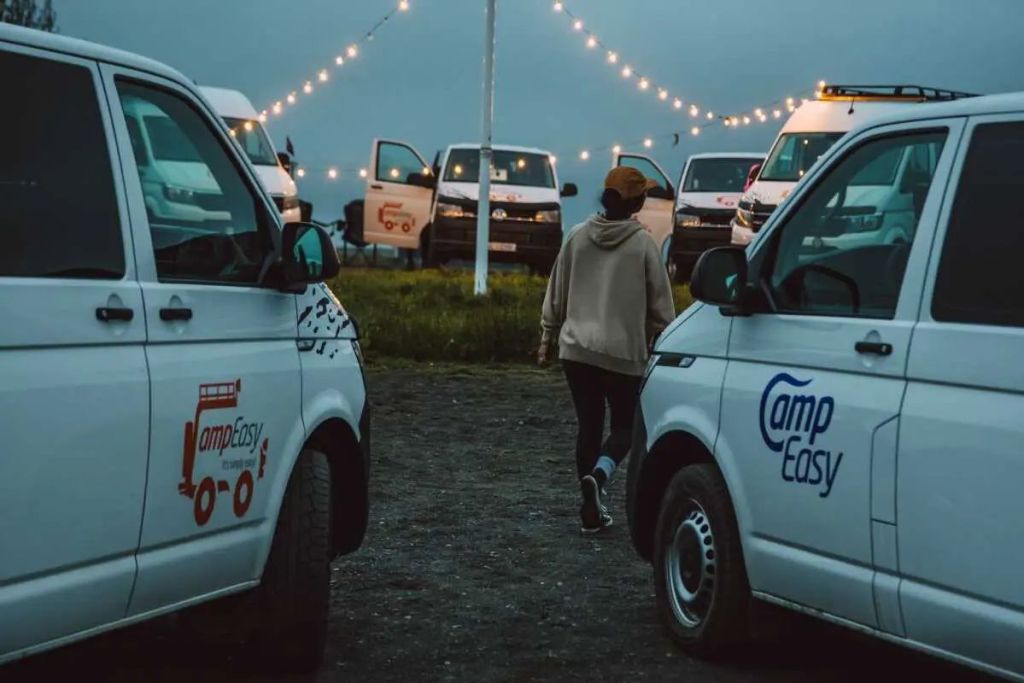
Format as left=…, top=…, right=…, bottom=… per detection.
left=758, top=373, right=843, bottom=498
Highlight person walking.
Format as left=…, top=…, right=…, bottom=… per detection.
left=539, top=166, right=675, bottom=534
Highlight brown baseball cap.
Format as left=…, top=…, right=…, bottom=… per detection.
left=604, top=166, right=659, bottom=200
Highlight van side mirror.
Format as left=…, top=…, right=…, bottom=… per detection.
left=646, top=185, right=675, bottom=201
left=690, top=247, right=748, bottom=308
left=277, top=151, right=293, bottom=173
left=407, top=172, right=437, bottom=189
left=744, top=163, right=762, bottom=192
left=560, top=182, right=579, bottom=198
left=281, top=222, right=339, bottom=289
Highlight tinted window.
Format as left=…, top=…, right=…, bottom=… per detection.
left=117, top=81, right=272, bottom=284
left=618, top=155, right=670, bottom=192
left=767, top=131, right=947, bottom=319
left=683, top=157, right=760, bottom=193
left=377, top=142, right=426, bottom=184
left=443, top=149, right=555, bottom=188
left=933, top=122, right=1024, bottom=327
left=0, top=50, right=123, bottom=278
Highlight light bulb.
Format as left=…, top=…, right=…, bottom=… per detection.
left=243, top=121, right=254, bottom=131
left=336, top=56, right=344, bottom=66
left=658, top=89, right=668, bottom=101
left=272, top=101, right=283, bottom=115
left=549, top=154, right=558, bottom=164
left=303, top=81, right=313, bottom=94
left=586, top=36, right=597, bottom=48
left=724, top=118, right=732, bottom=127
left=638, top=78, right=649, bottom=91
left=818, top=79, right=827, bottom=89
left=347, top=45, right=358, bottom=58
left=612, top=144, right=622, bottom=154
left=258, top=112, right=267, bottom=123
left=318, top=69, right=329, bottom=82
left=643, top=138, right=653, bottom=149
left=689, top=105, right=699, bottom=117
left=328, top=168, right=338, bottom=179
left=573, top=19, right=583, bottom=31
left=621, top=66, right=632, bottom=78
left=229, top=129, right=236, bottom=137
left=673, top=98, right=682, bottom=110
left=754, top=108, right=763, bottom=117
left=607, top=51, right=618, bottom=64
left=286, top=93, right=296, bottom=104
left=691, top=126, right=700, bottom=136
left=786, top=96, right=795, bottom=106
left=297, top=168, right=306, bottom=178
left=743, top=116, right=751, bottom=125
left=773, top=109, right=782, bottom=118
left=579, top=150, right=590, bottom=161
left=553, top=1, right=563, bottom=11
left=706, top=111, right=714, bottom=120
left=359, top=168, right=368, bottom=178
left=390, top=168, right=400, bottom=179
left=399, top=0, right=410, bottom=10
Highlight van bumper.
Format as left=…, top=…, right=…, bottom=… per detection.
left=670, top=226, right=731, bottom=276
left=431, top=217, right=562, bottom=269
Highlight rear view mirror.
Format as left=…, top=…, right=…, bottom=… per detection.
left=277, top=151, right=293, bottom=173
left=744, top=163, right=762, bottom=192
left=281, top=222, right=339, bottom=288
left=407, top=172, right=437, bottom=189
left=646, top=185, right=674, bottom=201
left=560, top=182, right=579, bottom=198
left=690, top=247, right=748, bottom=307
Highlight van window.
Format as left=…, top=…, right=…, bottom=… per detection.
left=224, top=117, right=278, bottom=166
left=377, top=142, right=426, bottom=184
left=765, top=131, right=947, bottom=319
left=443, top=149, right=555, bottom=189
left=117, top=81, right=273, bottom=284
left=683, top=157, right=757, bottom=193
left=760, top=132, right=844, bottom=182
left=0, top=50, right=123, bottom=279
left=932, top=122, right=1024, bottom=327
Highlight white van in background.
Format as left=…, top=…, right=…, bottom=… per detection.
left=671, top=152, right=764, bottom=278
left=359, top=140, right=577, bottom=273
left=200, top=86, right=301, bottom=223
left=732, top=85, right=976, bottom=246
left=608, top=152, right=678, bottom=270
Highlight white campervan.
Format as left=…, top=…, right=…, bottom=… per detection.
left=359, top=140, right=577, bottom=272
left=732, top=85, right=975, bottom=246
left=629, top=89, right=1024, bottom=680
left=200, top=86, right=301, bottom=223
left=1, top=24, right=369, bottom=671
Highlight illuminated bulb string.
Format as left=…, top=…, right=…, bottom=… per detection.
left=256, top=1, right=411, bottom=123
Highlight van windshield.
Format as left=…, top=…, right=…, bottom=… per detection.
left=224, top=117, right=278, bottom=166
left=683, top=157, right=761, bottom=192
left=759, top=132, right=844, bottom=182
left=444, top=149, right=555, bottom=188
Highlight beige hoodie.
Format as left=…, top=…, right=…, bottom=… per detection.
left=541, top=215, right=676, bottom=376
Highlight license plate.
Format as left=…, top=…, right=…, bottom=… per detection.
left=488, top=242, right=517, bottom=253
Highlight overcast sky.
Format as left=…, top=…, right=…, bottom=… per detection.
left=58, top=0, right=1024, bottom=224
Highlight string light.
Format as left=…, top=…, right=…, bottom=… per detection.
left=572, top=19, right=583, bottom=30
left=553, top=1, right=564, bottom=11
left=579, top=150, right=590, bottom=161
left=689, top=105, right=699, bottom=117
left=690, top=126, right=700, bottom=136
left=327, top=168, right=338, bottom=180
left=607, top=51, right=618, bottom=64
left=586, top=36, right=597, bottom=48
left=643, top=138, right=653, bottom=149
left=549, top=154, right=558, bottom=164
left=673, top=98, right=682, bottom=110
left=612, top=144, right=621, bottom=154
left=658, top=89, right=668, bottom=101
left=297, top=168, right=306, bottom=178
left=621, top=66, right=632, bottom=78
left=259, top=2, right=410, bottom=118
left=359, top=168, right=368, bottom=178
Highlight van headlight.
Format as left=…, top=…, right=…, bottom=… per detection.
left=676, top=212, right=701, bottom=229
left=437, top=202, right=467, bottom=218
left=164, top=184, right=196, bottom=203
left=535, top=209, right=560, bottom=224
left=735, top=206, right=754, bottom=229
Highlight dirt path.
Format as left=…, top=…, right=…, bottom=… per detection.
left=8, top=365, right=989, bottom=682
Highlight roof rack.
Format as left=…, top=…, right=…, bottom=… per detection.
left=821, top=85, right=978, bottom=102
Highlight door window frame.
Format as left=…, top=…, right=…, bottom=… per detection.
left=99, top=64, right=282, bottom=287
left=0, top=40, right=135, bottom=282
left=616, top=153, right=674, bottom=195
left=374, top=139, right=429, bottom=185
left=747, top=118, right=967, bottom=325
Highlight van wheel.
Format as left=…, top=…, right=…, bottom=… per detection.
left=653, top=464, right=750, bottom=658
left=252, top=449, right=332, bottom=672
left=421, top=225, right=440, bottom=268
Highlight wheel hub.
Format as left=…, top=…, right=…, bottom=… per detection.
left=665, top=500, right=716, bottom=628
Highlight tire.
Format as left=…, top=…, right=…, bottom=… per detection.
left=421, top=225, right=441, bottom=268
left=252, top=449, right=332, bottom=672
left=653, top=464, right=750, bottom=658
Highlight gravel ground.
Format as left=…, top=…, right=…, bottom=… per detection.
left=7, top=365, right=993, bottom=682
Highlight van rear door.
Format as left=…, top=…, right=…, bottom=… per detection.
left=364, top=139, right=433, bottom=251
left=613, top=152, right=675, bottom=262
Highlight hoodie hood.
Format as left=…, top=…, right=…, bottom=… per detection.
left=585, top=214, right=645, bottom=249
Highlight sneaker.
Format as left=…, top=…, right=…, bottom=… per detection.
left=580, top=475, right=613, bottom=534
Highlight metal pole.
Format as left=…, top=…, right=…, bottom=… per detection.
left=474, top=0, right=497, bottom=296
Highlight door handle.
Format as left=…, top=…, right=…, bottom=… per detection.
left=159, top=307, right=193, bottom=322
left=96, top=307, right=134, bottom=322
left=855, top=341, right=892, bottom=356
left=370, top=184, right=383, bottom=190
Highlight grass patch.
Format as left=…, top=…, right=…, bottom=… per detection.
left=328, top=268, right=692, bottom=363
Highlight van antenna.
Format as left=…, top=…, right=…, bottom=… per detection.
left=848, top=96, right=856, bottom=115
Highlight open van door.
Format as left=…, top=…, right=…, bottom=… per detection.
left=364, top=139, right=434, bottom=250
left=613, top=152, right=675, bottom=262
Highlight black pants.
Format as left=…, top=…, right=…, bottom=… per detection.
left=562, top=359, right=643, bottom=480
